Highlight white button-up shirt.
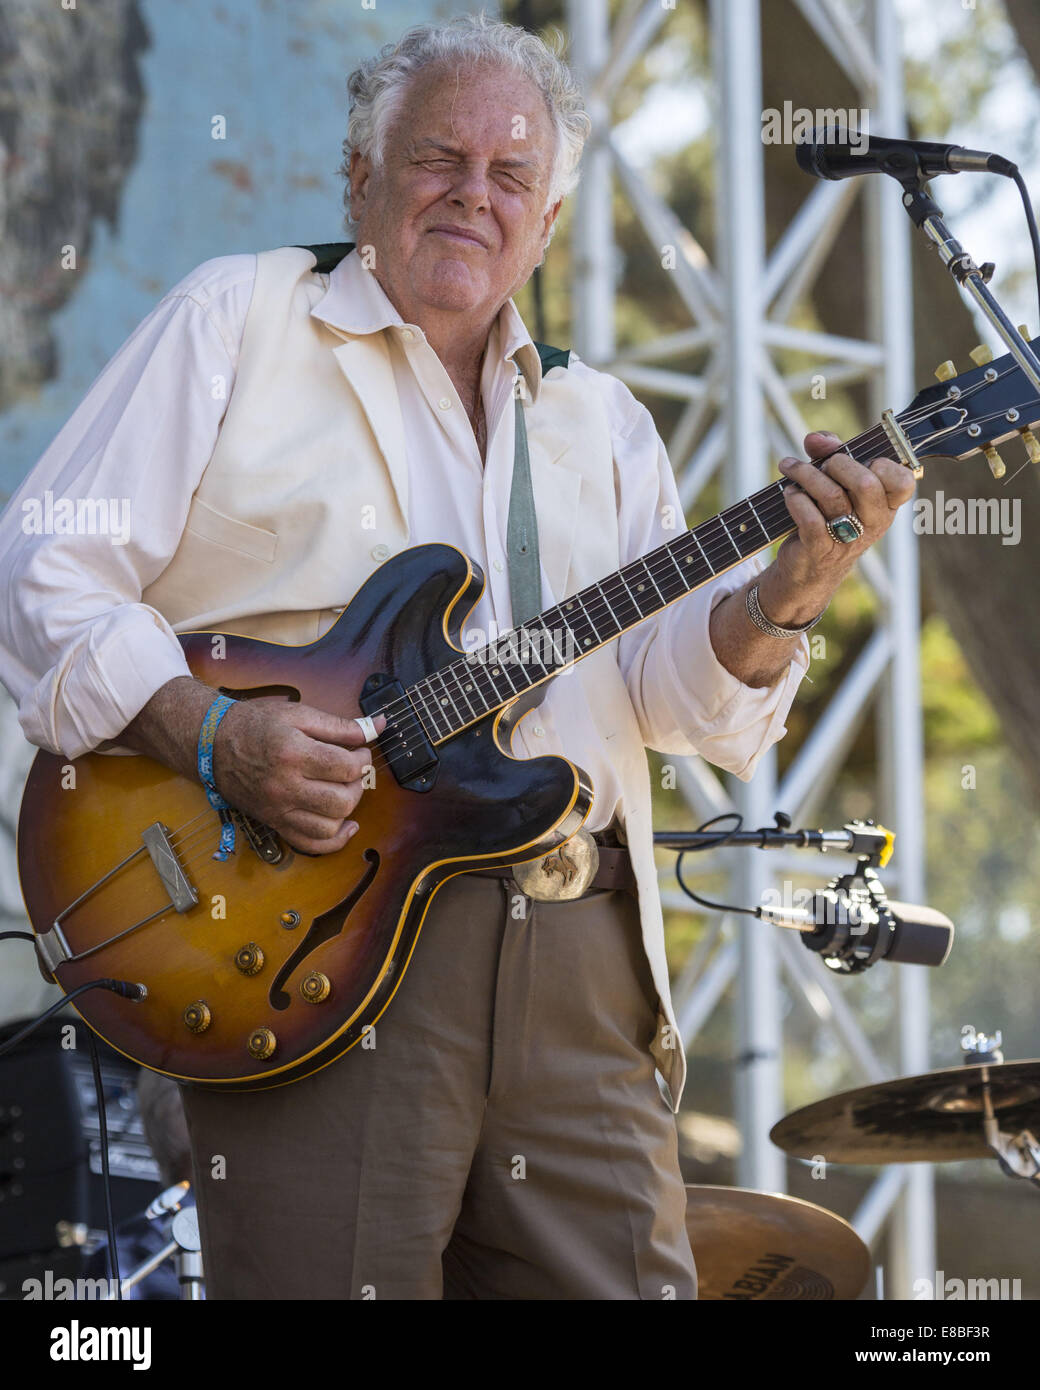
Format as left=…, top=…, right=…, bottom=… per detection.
left=0, top=251, right=808, bottom=830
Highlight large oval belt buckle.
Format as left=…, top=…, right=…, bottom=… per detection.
left=511, top=827, right=600, bottom=902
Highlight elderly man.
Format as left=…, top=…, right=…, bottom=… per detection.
left=0, top=16, right=914, bottom=1299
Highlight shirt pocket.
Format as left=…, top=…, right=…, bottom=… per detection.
left=184, top=495, right=278, bottom=564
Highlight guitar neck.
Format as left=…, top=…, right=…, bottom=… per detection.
left=406, top=422, right=886, bottom=742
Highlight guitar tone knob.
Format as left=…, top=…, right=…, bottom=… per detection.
left=234, top=943, right=265, bottom=975
left=300, top=972, right=331, bottom=1003
left=247, top=1027, right=277, bottom=1060
left=280, top=910, right=300, bottom=929
left=183, top=1001, right=211, bottom=1034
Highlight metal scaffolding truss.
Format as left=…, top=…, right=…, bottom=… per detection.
left=566, top=0, right=932, bottom=1296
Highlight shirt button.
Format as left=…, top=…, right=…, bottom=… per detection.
left=370, top=544, right=390, bottom=562
left=493, top=559, right=503, bottom=573
left=532, top=726, right=545, bottom=738
left=400, top=328, right=414, bottom=341
left=438, top=397, right=452, bottom=410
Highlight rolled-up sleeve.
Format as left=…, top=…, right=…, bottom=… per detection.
left=0, top=256, right=254, bottom=758
left=606, top=378, right=809, bottom=779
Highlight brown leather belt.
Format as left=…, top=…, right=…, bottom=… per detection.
left=466, top=836, right=637, bottom=899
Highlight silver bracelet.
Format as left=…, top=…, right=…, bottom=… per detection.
left=746, top=583, right=824, bottom=638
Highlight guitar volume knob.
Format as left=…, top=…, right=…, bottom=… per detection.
left=300, top=972, right=331, bottom=1003
left=247, top=1027, right=277, bottom=1060
left=183, top=1001, right=211, bottom=1034
left=234, top=943, right=265, bottom=975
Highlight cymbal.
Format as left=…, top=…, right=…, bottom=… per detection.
left=684, top=1185, right=870, bottom=1301
left=770, top=1060, right=1040, bottom=1163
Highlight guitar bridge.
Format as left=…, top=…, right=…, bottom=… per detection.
left=142, top=822, right=199, bottom=913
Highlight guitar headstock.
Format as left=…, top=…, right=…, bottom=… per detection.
left=902, top=331, right=1040, bottom=479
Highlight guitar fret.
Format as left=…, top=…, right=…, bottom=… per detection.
left=690, top=530, right=715, bottom=575
left=661, top=544, right=690, bottom=592
left=633, top=558, right=664, bottom=612
left=430, top=671, right=464, bottom=733
left=412, top=682, right=448, bottom=741
left=448, top=665, right=480, bottom=723
left=593, top=581, right=624, bottom=636
left=523, top=620, right=557, bottom=677
left=715, top=513, right=742, bottom=561
left=745, top=495, right=772, bottom=544
left=612, top=570, right=645, bottom=627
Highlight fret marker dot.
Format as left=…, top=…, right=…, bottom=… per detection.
left=739, top=523, right=747, bottom=532
left=441, top=698, right=449, bottom=706
left=685, top=557, right=692, bottom=564
left=637, top=584, right=645, bottom=592
left=583, top=638, right=591, bottom=646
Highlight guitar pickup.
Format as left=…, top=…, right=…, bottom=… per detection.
left=359, top=675, right=439, bottom=792
left=142, top=822, right=199, bottom=913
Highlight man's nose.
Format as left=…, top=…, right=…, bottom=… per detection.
left=448, top=163, right=491, bottom=212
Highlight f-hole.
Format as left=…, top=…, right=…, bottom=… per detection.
left=268, top=849, right=380, bottom=1010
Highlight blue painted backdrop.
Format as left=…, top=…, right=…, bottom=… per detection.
left=0, top=0, right=478, bottom=498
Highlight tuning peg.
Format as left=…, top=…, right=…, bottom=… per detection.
left=1018, top=324, right=1032, bottom=340
left=969, top=344, right=994, bottom=367
left=934, top=360, right=957, bottom=382
left=984, top=446, right=1006, bottom=479
left=1021, top=429, right=1040, bottom=464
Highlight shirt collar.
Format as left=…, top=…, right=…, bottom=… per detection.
left=310, top=245, right=544, bottom=403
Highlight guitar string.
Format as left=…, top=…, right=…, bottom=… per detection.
left=296, top=375, right=1020, bottom=756
left=348, top=382, right=1027, bottom=754
left=164, top=384, right=1023, bottom=841
left=168, top=374, right=1022, bottom=801
left=164, top=388, right=1023, bottom=840
left=58, top=378, right=1028, bottom=927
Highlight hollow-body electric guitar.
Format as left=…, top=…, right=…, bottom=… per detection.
left=16, top=342, right=1037, bottom=1088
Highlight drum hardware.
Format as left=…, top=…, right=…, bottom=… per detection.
left=770, top=1028, right=1040, bottom=1186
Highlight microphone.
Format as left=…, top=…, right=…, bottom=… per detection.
left=146, top=1181, right=191, bottom=1222
left=758, top=885, right=954, bottom=971
left=795, top=128, right=1016, bottom=182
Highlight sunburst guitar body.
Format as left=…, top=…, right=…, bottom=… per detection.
left=16, top=544, right=591, bottom=1090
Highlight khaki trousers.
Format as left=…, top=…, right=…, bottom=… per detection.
left=180, top=871, right=696, bottom=1300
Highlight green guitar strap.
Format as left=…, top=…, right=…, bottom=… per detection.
left=505, top=381, right=542, bottom=628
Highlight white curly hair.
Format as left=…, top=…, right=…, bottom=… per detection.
left=338, top=11, right=590, bottom=233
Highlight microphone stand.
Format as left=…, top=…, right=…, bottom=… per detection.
left=898, top=171, right=1040, bottom=393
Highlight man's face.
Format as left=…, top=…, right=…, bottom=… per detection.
left=349, top=62, right=562, bottom=325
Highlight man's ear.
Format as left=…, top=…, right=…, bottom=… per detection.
left=349, top=149, right=373, bottom=222
left=544, top=198, right=563, bottom=237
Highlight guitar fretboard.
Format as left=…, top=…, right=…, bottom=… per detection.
left=402, top=424, right=885, bottom=743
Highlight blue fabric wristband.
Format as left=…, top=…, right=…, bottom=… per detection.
left=197, top=694, right=237, bottom=861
